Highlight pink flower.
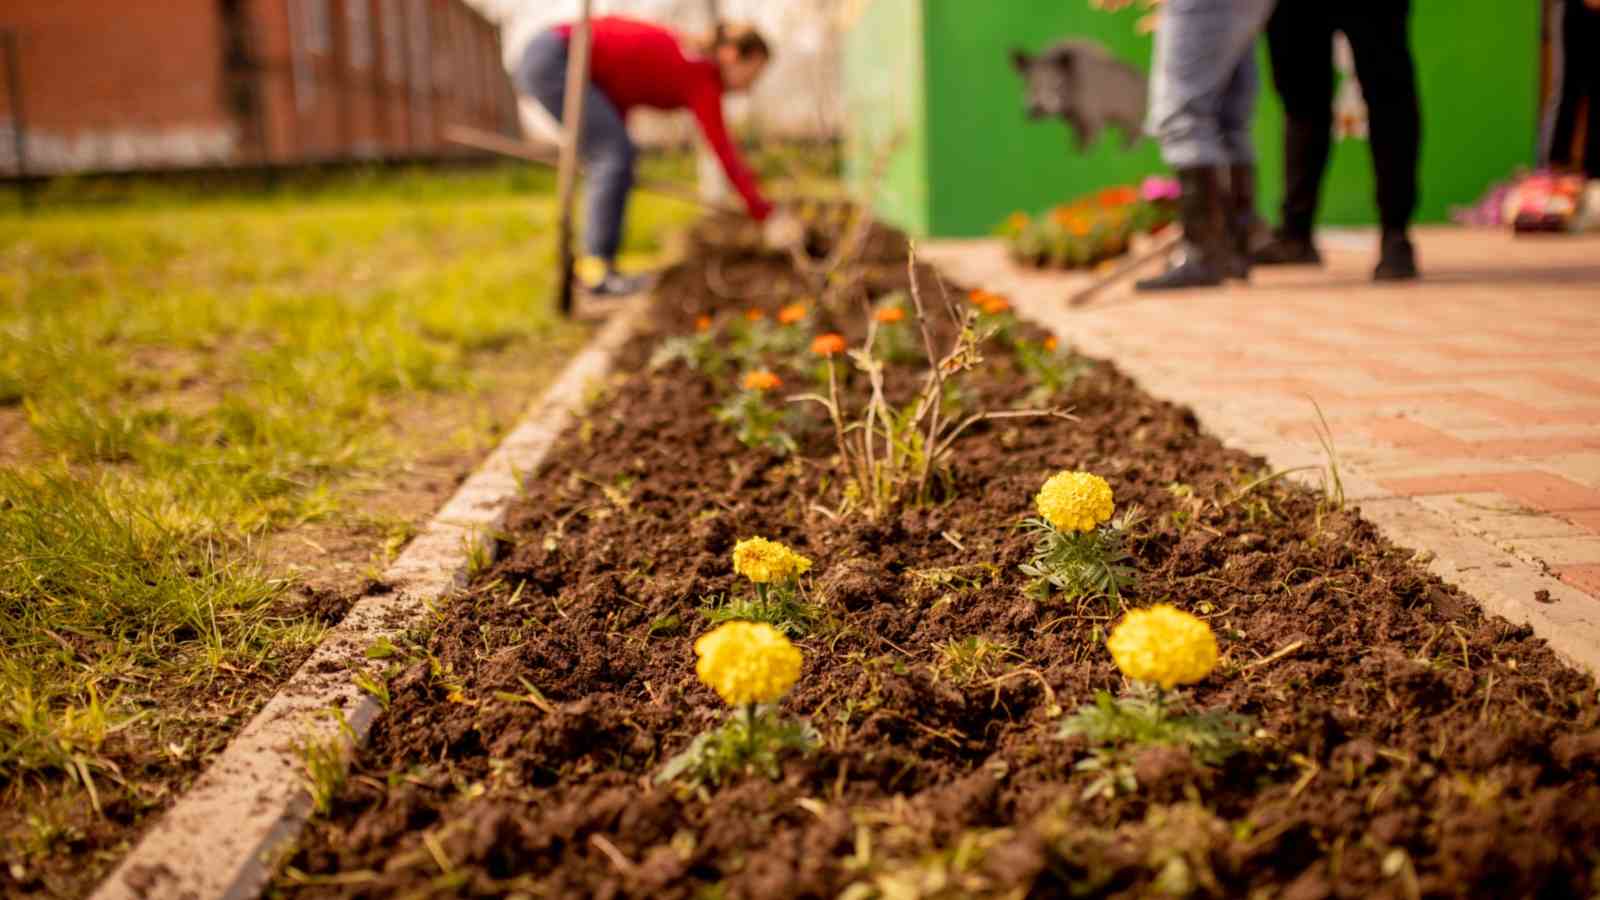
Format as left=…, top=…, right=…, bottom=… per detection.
left=1140, top=175, right=1181, bottom=203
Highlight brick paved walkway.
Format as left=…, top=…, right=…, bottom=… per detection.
left=924, top=227, right=1600, bottom=674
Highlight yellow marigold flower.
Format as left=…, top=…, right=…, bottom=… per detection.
left=1106, top=604, right=1218, bottom=690
left=741, top=370, right=782, bottom=392
left=695, top=621, right=803, bottom=706
left=874, top=306, right=906, bottom=324
left=811, top=333, right=847, bottom=357
left=731, top=536, right=813, bottom=584
left=1036, top=470, right=1114, bottom=533
left=777, top=303, right=808, bottom=325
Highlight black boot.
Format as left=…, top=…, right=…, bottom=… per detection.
left=1374, top=229, right=1418, bottom=281
left=1226, top=164, right=1257, bottom=280
left=1254, top=230, right=1323, bottom=266
left=1136, top=167, right=1230, bottom=292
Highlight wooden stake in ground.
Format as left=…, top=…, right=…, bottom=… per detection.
left=554, top=0, right=594, bottom=318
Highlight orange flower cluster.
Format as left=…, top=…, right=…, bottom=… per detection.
left=968, top=289, right=1011, bottom=315
left=1095, top=185, right=1139, bottom=208
left=874, top=306, right=906, bottom=324
left=811, top=333, right=847, bottom=357
left=777, top=303, right=808, bottom=325
left=741, top=370, right=783, bottom=392
left=1050, top=207, right=1093, bottom=237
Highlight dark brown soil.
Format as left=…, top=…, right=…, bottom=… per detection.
left=275, top=217, right=1600, bottom=899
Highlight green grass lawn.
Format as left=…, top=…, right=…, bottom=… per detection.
left=0, top=165, right=695, bottom=870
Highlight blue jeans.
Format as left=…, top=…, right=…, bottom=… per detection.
left=516, top=29, right=635, bottom=262
left=1145, top=0, right=1278, bottom=168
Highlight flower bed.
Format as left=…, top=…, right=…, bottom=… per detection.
left=276, top=214, right=1600, bottom=898
left=1001, top=179, right=1176, bottom=270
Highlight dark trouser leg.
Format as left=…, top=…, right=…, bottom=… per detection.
left=1338, top=0, right=1419, bottom=279
left=578, top=102, right=635, bottom=262
left=1587, top=54, right=1600, bottom=179
left=1548, top=0, right=1595, bottom=170
left=1217, top=51, right=1261, bottom=278
left=1341, top=0, right=1420, bottom=237
left=1573, top=1, right=1600, bottom=177
left=516, top=30, right=637, bottom=265
left=1265, top=3, right=1335, bottom=240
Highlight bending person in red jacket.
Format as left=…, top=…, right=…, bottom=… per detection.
left=517, top=17, right=776, bottom=297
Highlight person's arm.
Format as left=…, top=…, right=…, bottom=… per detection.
left=687, top=85, right=774, bottom=221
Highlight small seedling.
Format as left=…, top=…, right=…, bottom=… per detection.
left=1019, top=506, right=1142, bottom=606
left=657, top=705, right=819, bottom=787
left=714, top=379, right=799, bottom=455
left=1059, top=688, right=1250, bottom=767
left=933, top=637, right=1015, bottom=686
left=1012, top=336, right=1091, bottom=405
left=295, top=713, right=355, bottom=816
left=352, top=669, right=391, bottom=710
left=701, top=590, right=820, bottom=637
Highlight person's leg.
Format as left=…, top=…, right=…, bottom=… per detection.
left=1578, top=2, right=1600, bottom=178
left=1145, top=0, right=1275, bottom=172
left=1256, top=3, right=1334, bottom=264
left=1341, top=0, right=1421, bottom=279
left=514, top=30, right=643, bottom=294
left=1138, top=0, right=1275, bottom=291
left=1546, top=0, right=1590, bottom=169
left=576, top=89, right=635, bottom=267
left=1217, top=44, right=1261, bottom=278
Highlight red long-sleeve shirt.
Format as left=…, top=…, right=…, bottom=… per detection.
left=555, top=17, right=772, bottom=221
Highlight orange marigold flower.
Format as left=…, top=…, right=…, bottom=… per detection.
left=874, top=306, right=906, bottom=324
left=1096, top=185, right=1139, bottom=208
left=777, top=302, right=808, bottom=325
left=967, top=288, right=995, bottom=306
left=745, top=308, right=765, bottom=322
left=694, top=315, right=712, bottom=333
left=811, top=333, right=847, bottom=357
left=1066, top=217, right=1092, bottom=237
left=742, top=370, right=782, bottom=392
left=980, top=295, right=1011, bottom=315
left=1043, top=335, right=1059, bottom=352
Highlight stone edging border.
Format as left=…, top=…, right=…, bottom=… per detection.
left=91, top=302, right=649, bottom=900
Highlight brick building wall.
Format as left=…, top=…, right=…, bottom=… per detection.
left=0, top=0, right=235, bottom=173
left=0, top=0, right=518, bottom=174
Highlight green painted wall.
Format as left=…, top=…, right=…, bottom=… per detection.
left=845, top=0, right=1542, bottom=237
left=922, top=1, right=1160, bottom=237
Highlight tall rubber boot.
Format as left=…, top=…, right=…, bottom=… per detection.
left=1136, top=167, right=1229, bottom=292
left=1227, top=163, right=1258, bottom=281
